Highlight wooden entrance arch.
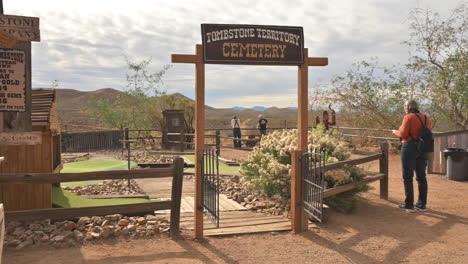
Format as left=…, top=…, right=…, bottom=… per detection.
left=172, top=42, right=328, bottom=238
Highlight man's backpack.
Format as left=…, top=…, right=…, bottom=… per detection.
left=412, top=114, right=434, bottom=153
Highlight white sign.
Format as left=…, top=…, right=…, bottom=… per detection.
left=0, top=132, right=42, bottom=145
left=0, top=49, right=25, bottom=112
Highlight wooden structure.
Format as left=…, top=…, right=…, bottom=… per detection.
left=1, top=157, right=184, bottom=237
left=62, top=130, right=122, bottom=152
left=0, top=204, right=4, bottom=259
left=0, top=88, right=61, bottom=211
left=429, top=129, right=468, bottom=174
left=172, top=38, right=328, bottom=238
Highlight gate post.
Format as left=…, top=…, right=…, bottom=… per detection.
left=291, top=150, right=308, bottom=232
left=379, top=142, right=389, bottom=200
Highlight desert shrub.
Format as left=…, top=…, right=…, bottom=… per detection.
left=240, top=126, right=368, bottom=212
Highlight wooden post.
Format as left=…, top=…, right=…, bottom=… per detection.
left=120, top=125, right=124, bottom=155
left=170, top=157, right=184, bottom=238
left=162, top=129, right=167, bottom=149
left=125, top=128, right=131, bottom=191
left=379, top=142, right=389, bottom=200
left=291, top=48, right=309, bottom=232
left=215, top=129, right=220, bottom=155
left=180, top=131, right=185, bottom=152
left=194, top=44, right=205, bottom=239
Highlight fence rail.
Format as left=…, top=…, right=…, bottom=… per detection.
left=1, top=158, right=185, bottom=237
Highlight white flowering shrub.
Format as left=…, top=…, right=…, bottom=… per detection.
left=240, top=125, right=367, bottom=202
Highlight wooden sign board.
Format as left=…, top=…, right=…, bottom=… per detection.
left=0, top=132, right=42, bottom=145
left=0, top=14, right=40, bottom=42
left=0, top=49, right=26, bottom=112
left=0, top=30, right=17, bottom=48
left=201, top=24, right=304, bottom=65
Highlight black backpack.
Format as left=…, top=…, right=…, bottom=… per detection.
left=410, top=114, right=434, bottom=153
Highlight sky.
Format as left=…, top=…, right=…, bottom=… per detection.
left=7, top=0, right=464, bottom=108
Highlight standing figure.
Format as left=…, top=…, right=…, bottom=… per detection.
left=231, top=116, right=242, bottom=148
left=257, top=114, right=269, bottom=136
left=392, top=100, right=432, bottom=211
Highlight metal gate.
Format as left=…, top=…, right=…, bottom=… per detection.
left=301, top=152, right=325, bottom=222
left=201, top=147, right=220, bottom=227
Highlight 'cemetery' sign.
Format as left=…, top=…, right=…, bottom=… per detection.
left=0, top=49, right=25, bottom=112
left=0, top=14, right=40, bottom=42
left=201, top=24, right=304, bottom=65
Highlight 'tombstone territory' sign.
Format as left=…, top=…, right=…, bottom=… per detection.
left=201, top=24, right=304, bottom=65
left=0, top=14, right=40, bottom=42
left=0, top=49, right=25, bottom=112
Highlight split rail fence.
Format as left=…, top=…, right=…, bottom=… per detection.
left=0, top=158, right=185, bottom=237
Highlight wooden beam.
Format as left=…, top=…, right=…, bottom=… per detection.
left=379, top=142, right=389, bottom=200
left=194, top=44, right=205, bottom=239
left=322, top=153, right=382, bottom=172
left=170, top=157, right=184, bottom=238
left=6, top=201, right=172, bottom=221
left=323, top=174, right=385, bottom=198
left=172, top=54, right=196, bottom=64
left=307, top=57, right=328, bottom=66
left=291, top=150, right=307, bottom=232
left=0, top=167, right=176, bottom=184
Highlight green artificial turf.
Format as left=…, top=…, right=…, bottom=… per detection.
left=52, top=186, right=150, bottom=208
left=182, top=155, right=240, bottom=175
left=61, top=160, right=138, bottom=188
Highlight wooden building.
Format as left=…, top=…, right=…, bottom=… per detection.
left=0, top=89, right=62, bottom=211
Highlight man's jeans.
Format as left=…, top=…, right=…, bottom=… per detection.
left=233, top=128, right=241, bottom=148
left=401, top=141, right=428, bottom=206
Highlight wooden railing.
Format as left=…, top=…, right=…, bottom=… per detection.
left=0, top=158, right=185, bottom=237
left=322, top=142, right=389, bottom=199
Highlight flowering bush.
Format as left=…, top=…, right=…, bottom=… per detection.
left=240, top=126, right=367, bottom=202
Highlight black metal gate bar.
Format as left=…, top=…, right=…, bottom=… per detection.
left=301, top=151, right=325, bottom=223
left=201, top=147, right=220, bottom=227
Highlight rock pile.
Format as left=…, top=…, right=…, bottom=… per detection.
left=63, top=179, right=144, bottom=196
left=118, top=151, right=175, bottom=164
left=219, top=175, right=291, bottom=217
left=3, top=214, right=170, bottom=249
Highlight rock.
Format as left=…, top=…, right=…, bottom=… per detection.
left=90, top=232, right=100, bottom=239
left=73, top=230, right=84, bottom=242
left=114, top=229, right=123, bottom=237
left=16, top=239, right=33, bottom=249
left=118, top=219, right=130, bottom=227
left=105, top=214, right=122, bottom=222
left=145, top=215, right=158, bottom=221
left=101, top=219, right=110, bottom=227
left=53, top=235, right=66, bottom=243
left=91, top=226, right=102, bottom=233
left=84, top=233, right=94, bottom=241
left=101, top=226, right=114, bottom=238
left=62, top=221, right=76, bottom=231
left=136, top=217, right=147, bottom=225
left=7, top=239, right=21, bottom=247
left=78, top=217, right=91, bottom=225
left=127, top=224, right=137, bottom=232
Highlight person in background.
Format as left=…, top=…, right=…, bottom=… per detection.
left=231, top=116, right=242, bottom=148
left=257, top=114, right=269, bottom=136
left=392, top=99, right=432, bottom=211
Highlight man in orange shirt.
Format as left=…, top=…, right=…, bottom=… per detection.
left=392, top=100, right=432, bottom=211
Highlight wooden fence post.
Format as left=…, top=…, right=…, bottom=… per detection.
left=216, top=130, right=221, bottom=155
left=170, top=157, right=184, bottom=238
left=162, top=129, right=168, bottom=149
left=291, top=150, right=308, bottom=232
left=125, top=128, right=131, bottom=191
left=379, top=142, right=389, bottom=200
left=180, top=131, right=186, bottom=152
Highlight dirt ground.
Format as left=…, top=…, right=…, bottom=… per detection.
left=3, top=152, right=468, bottom=264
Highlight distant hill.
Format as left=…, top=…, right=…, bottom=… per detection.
left=53, top=88, right=320, bottom=132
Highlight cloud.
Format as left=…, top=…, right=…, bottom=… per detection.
left=10, top=0, right=463, bottom=107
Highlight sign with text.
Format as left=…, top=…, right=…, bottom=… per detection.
left=0, top=49, right=26, bottom=112
left=0, top=30, right=17, bottom=48
left=201, top=24, right=304, bottom=65
left=0, top=132, right=42, bottom=145
left=0, top=14, right=40, bottom=42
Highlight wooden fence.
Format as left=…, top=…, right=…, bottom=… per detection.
left=61, top=130, right=123, bottom=152
left=0, top=158, right=185, bottom=237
